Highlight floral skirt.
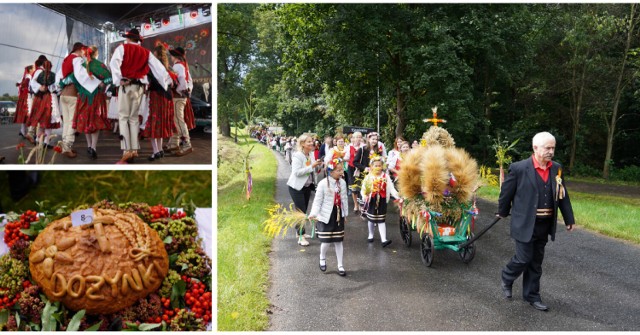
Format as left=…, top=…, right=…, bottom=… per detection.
left=74, top=93, right=110, bottom=133
left=143, top=90, right=175, bottom=138
left=13, top=92, right=31, bottom=123
left=27, top=93, right=59, bottom=129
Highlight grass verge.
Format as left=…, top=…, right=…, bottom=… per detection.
left=0, top=171, right=212, bottom=212
left=217, top=132, right=276, bottom=331
left=477, top=185, right=640, bottom=244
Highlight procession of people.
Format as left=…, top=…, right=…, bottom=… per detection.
left=8, top=28, right=198, bottom=164
left=270, top=126, right=575, bottom=313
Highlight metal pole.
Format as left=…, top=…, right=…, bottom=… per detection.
left=376, top=52, right=380, bottom=134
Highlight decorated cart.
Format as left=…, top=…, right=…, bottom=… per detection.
left=396, top=108, right=480, bottom=267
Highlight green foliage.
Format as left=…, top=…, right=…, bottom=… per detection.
left=610, top=165, right=640, bottom=182
left=218, top=131, right=275, bottom=331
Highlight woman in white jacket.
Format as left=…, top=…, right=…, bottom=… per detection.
left=286, top=133, right=323, bottom=246
left=309, top=157, right=349, bottom=276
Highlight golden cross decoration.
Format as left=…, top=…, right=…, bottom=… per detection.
left=423, top=106, right=447, bottom=127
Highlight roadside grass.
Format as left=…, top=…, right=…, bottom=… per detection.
left=0, top=170, right=212, bottom=212
left=217, top=132, right=276, bottom=331
left=477, top=185, right=640, bottom=244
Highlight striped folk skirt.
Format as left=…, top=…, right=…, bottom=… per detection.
left=316, top=205, right=345, bottom=243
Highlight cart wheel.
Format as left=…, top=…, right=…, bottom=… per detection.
left=399, top=216, right=412, bottom=247
left=420, top=234, right=434, bottom=267
left=458, top=233, right=476, bottom=264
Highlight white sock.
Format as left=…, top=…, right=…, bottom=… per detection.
left=91, top=132, right=99, bottom=150
left=20, top=124, right=27, bottom=135
left=85, top=133, right=92, bottom=148
left=151, top=138, right=159, bottom=153
left=379, top=222, right=387, bottom=242
left=368, top=221, right=375, bottom=239
left=158, top=138, right=164, bottom=151
left=334, top=242, right=343, bottom=268
left=320, top=243, right=329, bottom=265
left=44, top=129, right=52, bottom=145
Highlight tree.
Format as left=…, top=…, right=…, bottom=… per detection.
left=217, top=4, right=259, bottom=137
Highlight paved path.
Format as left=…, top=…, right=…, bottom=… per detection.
left=267, top=150, right=640, bottom=331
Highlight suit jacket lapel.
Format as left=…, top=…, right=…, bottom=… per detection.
left=526, top=158, right=537, bottom=189
left=550, top=163, right=558, bottom=202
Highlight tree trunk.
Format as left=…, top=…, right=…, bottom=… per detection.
left=603, top=4, right=637, bottom=179
left=395, top=83, right=406, bottom=138
left=569, top=57, right=588, bottom=172
left=220, top=116, right=231, bottom=137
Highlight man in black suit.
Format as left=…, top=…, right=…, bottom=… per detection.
left=497, top=131, right=575, bottom=312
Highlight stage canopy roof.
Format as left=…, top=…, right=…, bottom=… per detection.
left=39, top=3, right=210, bottom=31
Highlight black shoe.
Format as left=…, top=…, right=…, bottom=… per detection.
left=88, top=148, right=97, bottom=160
left=18, top=133, right=24, bottom=138
left=381, top=240, right=392, bottom=248
left=530, top=301, right=549, bottom=311
left=338, top=266, right=346, bottom=276
left=159, top=150, right=165, bottom=158
left=87, top=147, right=92, bottom=154
left=367, top=238, right=374, bottom=243
left=319, top=259, right=326, bottom=272
left=501, top=281, right=512, bottom=299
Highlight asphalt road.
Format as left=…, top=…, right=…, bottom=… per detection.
left=267, top=150, right=640, bottom=331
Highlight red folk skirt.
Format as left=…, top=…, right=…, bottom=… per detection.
left=143, top=90, right=175, bottom=138
left=183, top=98, right=196, bottom=130
left=73, top=93, right=110, bottom=134
left=13, top=91, right=31, bottom=123
left=27, top=92, right=60, bottom=129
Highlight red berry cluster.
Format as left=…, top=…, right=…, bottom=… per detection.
left=150, top=205, right=170, bottom=220
left=171, top=211, right=187, bottom=220
left=156, top=297, right=181, bottom=323
left=183, top=276, right=211, bottom=323
left=0, top=280, right=30, bottom=310
left=3, top=210, right=37, bottom=247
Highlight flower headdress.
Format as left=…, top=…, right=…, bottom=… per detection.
left=326, top=157, right=344, bottom=172
left=369, top=152, right=386, bottom=168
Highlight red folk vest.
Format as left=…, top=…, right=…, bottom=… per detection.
left=121, top=44, right=150, bottom=79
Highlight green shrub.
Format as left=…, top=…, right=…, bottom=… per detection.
left=611, top=165, right=640, bottom=183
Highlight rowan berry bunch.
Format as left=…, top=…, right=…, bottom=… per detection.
left=3, top=210, right=37, bottom=247
left=184, top=277, right=211, bottom=323
left=171, top=211, right=187, bottom=220
left=150, top=204, right=170, bottom=221
left=0, top=255, right=29, bottom=309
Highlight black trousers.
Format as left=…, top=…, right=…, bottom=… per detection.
left=502, top=217, right=552, bottom=302
left=288, top=185, right=313, bottom=235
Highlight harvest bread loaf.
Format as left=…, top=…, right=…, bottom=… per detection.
left=29, top=208, right=169, bottom=314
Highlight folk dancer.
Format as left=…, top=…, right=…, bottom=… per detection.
left=109, top=28, right=171, bottom=163
left=26, top=60, right=61, bottom=146
left=68, top=45, right=112, bottom=160
left=144, top=44, right=177, bottom=161
left=57, top=42, right=101, bottom=158
left=166, top=47, right=195, bottom=156
left=14, top=65, right=34, bottom=139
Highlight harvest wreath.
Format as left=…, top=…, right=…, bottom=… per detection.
left=0, top=200, right=211, bottom=331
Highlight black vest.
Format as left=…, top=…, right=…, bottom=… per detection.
left=535, top=172, right=554, bottom=210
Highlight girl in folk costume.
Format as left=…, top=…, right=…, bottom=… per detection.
left=286, top=133, right=323, bottom=246
left=26, top=60, right=61, bottom=146
left=388, top=140, right=410, bottom=183
left=386, top=136, right=405, bottom=175
left=144, top=44, right=177, bottom=161
left=354, top=132, right=385, bottom=210
left=323, top=134, right=348, bottom=169
left=166, top=47, right=196, bottom=156
left=14, top=65, right=35, bottom=138
left=23, top=55, right=49, bottom=145
left=71, top=45, right=112, bottom=160
left=360, top=154, right=399, bottom=248
left=345, top=131, right=366, bottom=212
left=309, top=157, right=349, bottom=277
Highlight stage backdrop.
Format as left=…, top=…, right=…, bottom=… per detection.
left=109, top=22, right=211, bottom=82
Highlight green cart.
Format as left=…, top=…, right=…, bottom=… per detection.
left=399, top=202, right=478, bottom=267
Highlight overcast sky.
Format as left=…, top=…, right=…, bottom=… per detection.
left=0, top=3, right=69, bottom=96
